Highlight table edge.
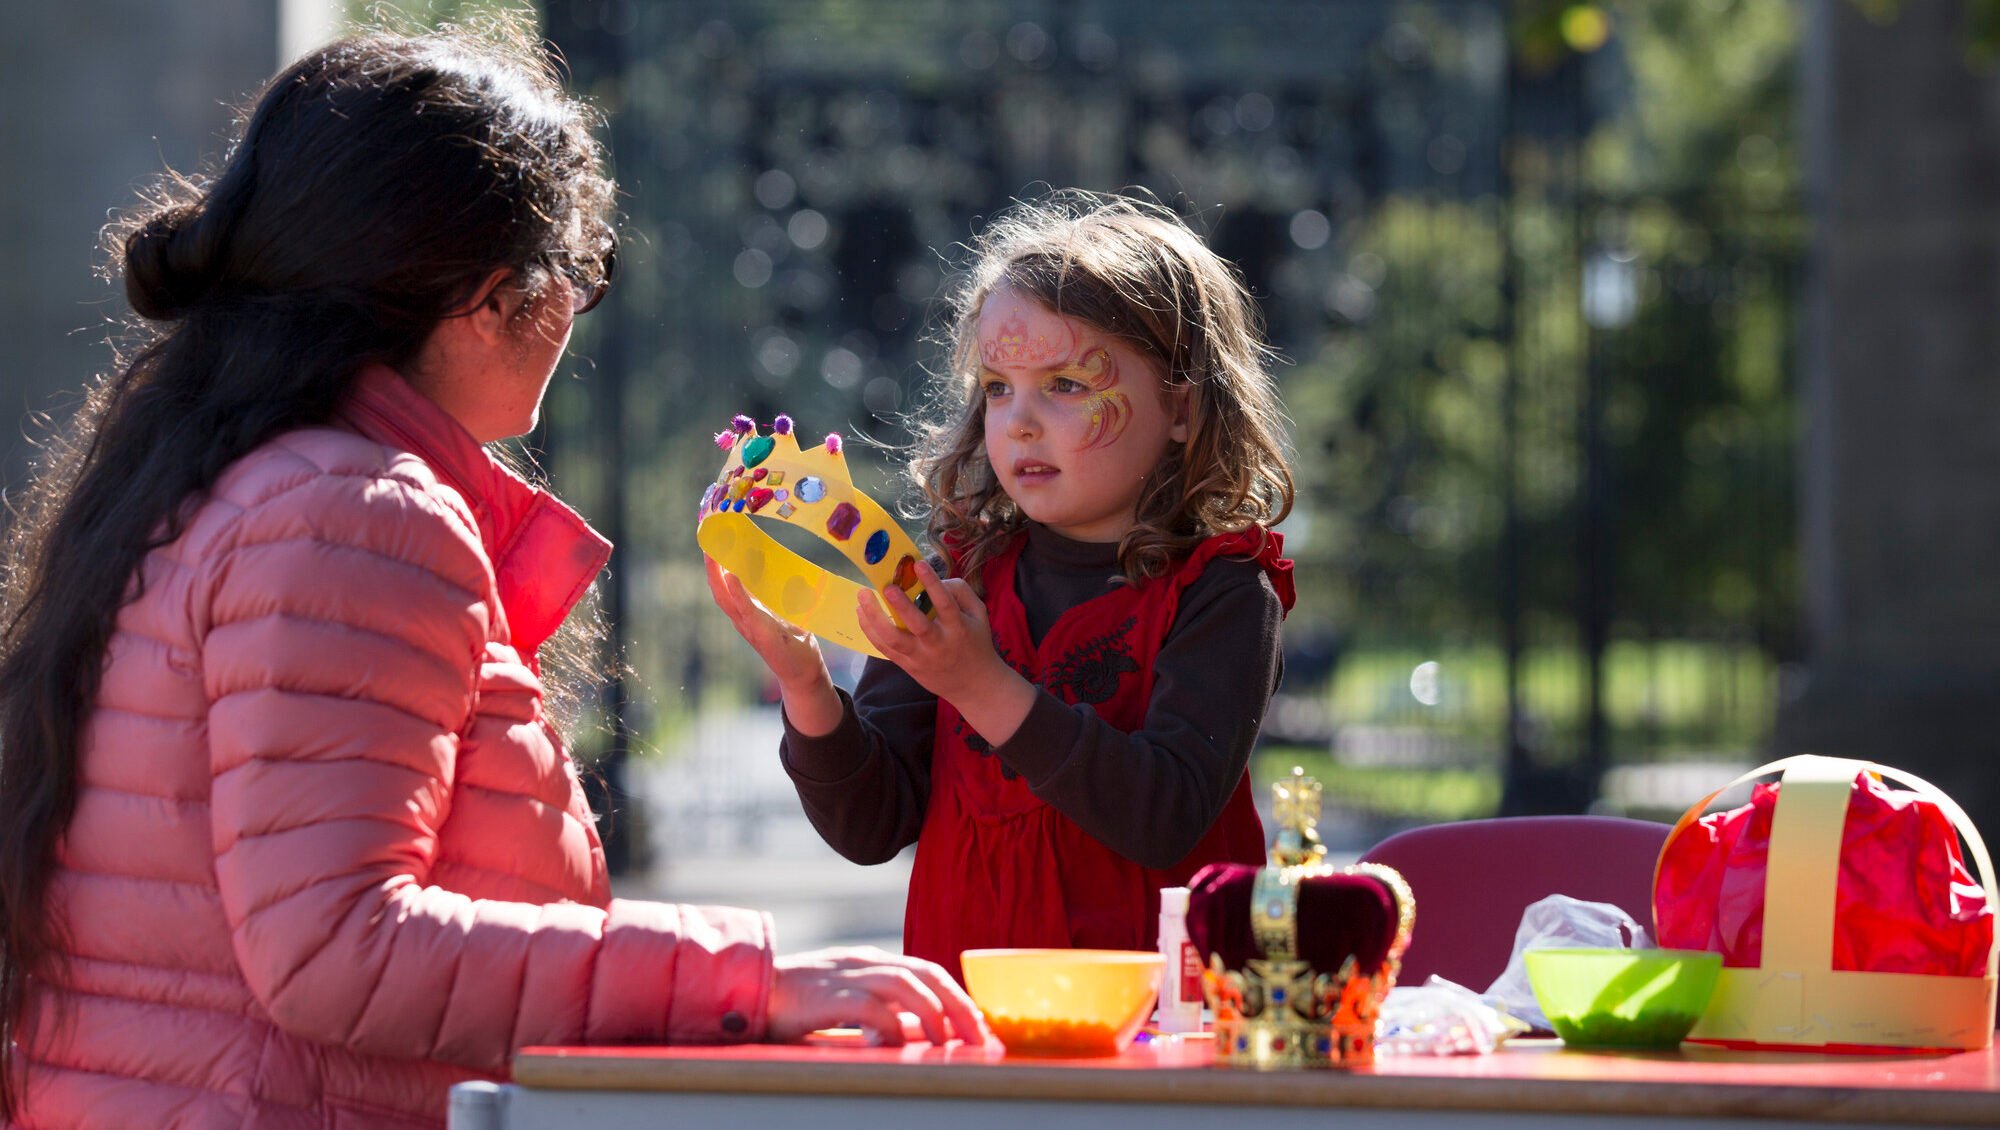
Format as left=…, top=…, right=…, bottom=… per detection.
left=509, top=1054, right=1999, bottom=1125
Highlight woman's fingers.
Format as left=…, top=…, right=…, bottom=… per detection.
left=769, top=948, right=988, bottom=1047
left=849, top=967, right=949, bottom=1046
left=841, top=991, right=909, bottom=1048
left=898, top=958, right=988, bottom=1044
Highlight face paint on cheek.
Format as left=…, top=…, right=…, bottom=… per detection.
left=981, top=310, right=1078, bottom=367
left=1073, top=348, right=1133, bottom=450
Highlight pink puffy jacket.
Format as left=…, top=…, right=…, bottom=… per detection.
left=13, top=366, right=774, bottom=1130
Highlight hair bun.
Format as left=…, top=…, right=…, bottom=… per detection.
left=123, top=205, right=218, bottom=320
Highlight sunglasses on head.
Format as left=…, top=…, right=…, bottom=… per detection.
left=560, top=242, right=618, bottom=316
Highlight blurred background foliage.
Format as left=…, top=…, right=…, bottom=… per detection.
left=358, top=0, right=1807, bottom=832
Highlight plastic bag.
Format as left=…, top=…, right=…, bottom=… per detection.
left=1378, top=976, right=1529, bottom=1056
left=1482, top=894, right=1652, bottom=1031
left=1654, top=770, right=1992, bottom=975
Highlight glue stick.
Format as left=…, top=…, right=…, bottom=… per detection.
left=1155, top=886, right=1204, bottom=1034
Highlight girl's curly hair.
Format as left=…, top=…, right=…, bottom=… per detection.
left=910, top=191, right=1295, bottom=589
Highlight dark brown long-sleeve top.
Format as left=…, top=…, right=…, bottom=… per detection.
left=780, top=523, right=1286, bottom=872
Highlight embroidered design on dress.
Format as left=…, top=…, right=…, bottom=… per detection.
left=1040, top=616, right=1141, bottom=705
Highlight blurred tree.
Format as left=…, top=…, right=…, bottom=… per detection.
left=1282, top=1, right=1800, bottom=809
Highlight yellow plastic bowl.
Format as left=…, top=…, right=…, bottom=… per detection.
left=1525, top=947, right=1723, bottom=1048
left=959, top=948, right=1164, bottom=1057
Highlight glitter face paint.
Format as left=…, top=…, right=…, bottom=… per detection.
left=982, top=309, right=1078, bottom=368
left=1070, top=347, right=1133, bottom=451
left=973, top=285, right=1185, bottom=543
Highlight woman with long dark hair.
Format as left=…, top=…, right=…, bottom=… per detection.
left=0, top=26, right=978, bottom=1130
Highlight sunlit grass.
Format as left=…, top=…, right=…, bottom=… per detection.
left=1322, top=640, right=1776, bottom=758
left=1254, top=748, right=1501, bottom=824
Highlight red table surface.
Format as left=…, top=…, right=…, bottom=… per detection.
left=512, top=1035, right=2000, bottom=1125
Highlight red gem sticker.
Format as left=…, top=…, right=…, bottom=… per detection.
left=826, top=501, right=861, bottom=539
left=748, top=488, right=775, bottom=512
left=892, top=555, right=919, bottom=590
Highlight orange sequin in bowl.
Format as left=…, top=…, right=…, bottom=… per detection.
left=960, top=948, right=1165, bottom=1057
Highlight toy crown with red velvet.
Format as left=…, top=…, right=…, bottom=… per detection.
left=1188, top=769, right=1415, bottom=1069
left=697, top=414, right=932, bottom=659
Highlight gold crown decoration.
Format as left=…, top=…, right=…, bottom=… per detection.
left=697, top=415, right=934, bottom=659
left=1204, top=769, right=1415, bottom=1069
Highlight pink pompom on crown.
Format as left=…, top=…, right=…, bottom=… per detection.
left=710, top=413, right=840, bottom=458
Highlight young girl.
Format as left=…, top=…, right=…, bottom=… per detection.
left=0, top=27, right=977, bottom=1130
left=708, top=192, right=1297, bottom=978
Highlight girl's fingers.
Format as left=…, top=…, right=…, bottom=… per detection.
left=855, top=591, right=906, bottom=659
left=939, top=578, right=981, bottom=623
left=703, top=556, right=739, bottom=615
left=877, top=581, right=935, bottom=638
left=910, top=560, right=959, bottom=616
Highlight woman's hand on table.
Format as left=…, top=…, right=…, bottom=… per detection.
left=768, top=946, right=988, bottom=1048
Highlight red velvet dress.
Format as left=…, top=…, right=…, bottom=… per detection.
left=904, top=529, right=1294, bottom=980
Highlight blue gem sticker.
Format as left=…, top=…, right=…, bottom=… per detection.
left=864, top=529, right=890, bottom=565
left=795, top=476, right=827, bottom=503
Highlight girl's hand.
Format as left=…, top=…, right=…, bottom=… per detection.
left=705, top=559, right=844, bottom=738
left=704, top=556, right=828, bottom=690
left=859, top=561, right=1036, bottom=744
left=768, top=946, right=989, bottom=1047
left=857, top=560, right=1002, bottom=701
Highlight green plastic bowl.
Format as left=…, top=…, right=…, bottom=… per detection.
left=1524, top=947, right=1723, bottom=1048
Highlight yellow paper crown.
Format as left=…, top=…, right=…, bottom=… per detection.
left=696, top=414, right=931, bottom=659
left=1204, top=770, right=1415, bottom=1069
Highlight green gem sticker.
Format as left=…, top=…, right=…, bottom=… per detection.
left=741, top=436, right=776, bottom=467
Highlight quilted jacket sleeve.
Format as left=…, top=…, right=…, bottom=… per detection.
left=199, top=457, right=774, bottom=1069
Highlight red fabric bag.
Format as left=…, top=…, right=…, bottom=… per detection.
left=1655, top=768, right=1992, bottom=976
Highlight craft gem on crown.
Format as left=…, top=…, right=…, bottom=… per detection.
left=697, top=414, right=935, bottom=659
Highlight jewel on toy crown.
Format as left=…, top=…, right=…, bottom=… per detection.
left=699, top=412, right=935, bottom=608
left=699, top=417, right=857, bottom=521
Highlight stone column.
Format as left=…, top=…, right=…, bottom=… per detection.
left=0, top=1, right=276, bottom=498
left=1780, top=0, right=2000, bottom=841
